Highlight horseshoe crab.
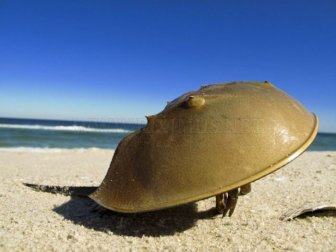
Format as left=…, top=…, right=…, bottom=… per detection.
left=89, top=81, right=318, bottom=216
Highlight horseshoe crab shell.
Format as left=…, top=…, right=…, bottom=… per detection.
left=90, top=81, right=318, bottom=213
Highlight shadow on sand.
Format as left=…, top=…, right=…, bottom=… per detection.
left=24, top=183, right=218, bottom=236
left=53, top=196, right=218, bottom=237
left=297, top=210, right=336, bottom=219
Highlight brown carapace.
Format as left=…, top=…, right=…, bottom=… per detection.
left=90, top=81, right=318, bottom=216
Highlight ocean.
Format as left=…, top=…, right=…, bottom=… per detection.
left=0, top=117, right=144, bottom=149
left=0, top=117, right=335, bottom=151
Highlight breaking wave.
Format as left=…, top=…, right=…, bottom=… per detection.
left=0, top=124, right=131, bottom=133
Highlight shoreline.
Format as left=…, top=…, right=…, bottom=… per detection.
left=0, top=147, right=115, bottom=153
left=0, top=149, right=335, bottom=250
left=0, top=146, right=334, bottom=152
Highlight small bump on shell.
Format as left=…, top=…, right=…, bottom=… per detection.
left=185, top=95, right=205, bottom=108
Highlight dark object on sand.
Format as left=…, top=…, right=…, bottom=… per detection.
left=89, top=81, right=318, bottom=216
left=280, top=202, right=336, bottom=221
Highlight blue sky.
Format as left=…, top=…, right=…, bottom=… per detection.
left=0, top=1, right=335, bottom=132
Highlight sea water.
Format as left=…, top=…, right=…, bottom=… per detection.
left=0, top=117, right=144, bottom=149
left=0, top=117, right=334, bottom=150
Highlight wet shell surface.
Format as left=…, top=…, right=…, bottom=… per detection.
left=90, top=81, right=318, bottom=213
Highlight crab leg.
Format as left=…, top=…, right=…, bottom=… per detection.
left=222, top=188, right=239, bottom=217
left=239, top=183, right=251, bottom=195
left=216, top=193, right=227, bottom=214
left=215, top=183, right=252, bottom=216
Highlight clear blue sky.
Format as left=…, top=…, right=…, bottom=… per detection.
left=0, top=0, right=335, bottom=132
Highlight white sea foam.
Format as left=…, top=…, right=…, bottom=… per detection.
left=0, top=124, right=132, bottom=133
left=0, top=147, right=65, bottom=153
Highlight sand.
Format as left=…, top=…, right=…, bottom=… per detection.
left=0, top=149, right=335, bottom=251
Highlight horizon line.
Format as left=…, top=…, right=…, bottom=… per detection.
left=0, top=115, right=147, bottom=125
left=0, top=116, right=335, bottom=134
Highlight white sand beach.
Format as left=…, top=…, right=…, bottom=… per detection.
left=0, top=149, right=335, bottom=251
